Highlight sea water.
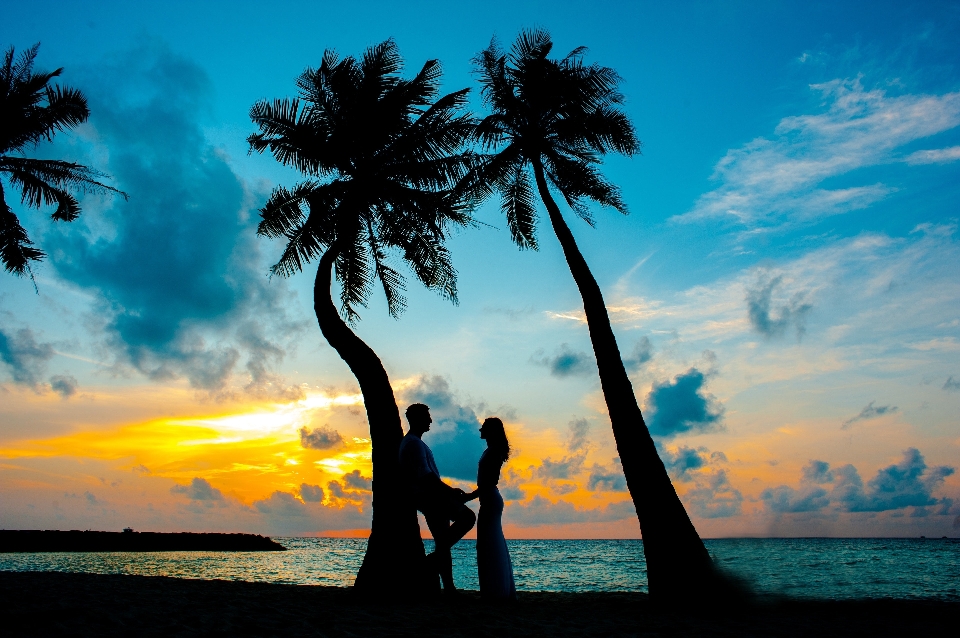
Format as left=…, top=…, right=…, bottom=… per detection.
left=2, top=538, right=958, bottom=600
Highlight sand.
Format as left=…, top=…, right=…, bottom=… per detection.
left=2, top=571, right=956, bottom=636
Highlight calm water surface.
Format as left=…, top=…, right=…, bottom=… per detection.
left=2, top=538, right=958, bottom=600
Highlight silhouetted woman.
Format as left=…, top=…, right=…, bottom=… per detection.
left=466, top=417, right=517, bottom=600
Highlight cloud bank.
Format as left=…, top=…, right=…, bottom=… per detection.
left=45, top=43, right=303, bottom=397
left=760, top=449, right=954, bottom=515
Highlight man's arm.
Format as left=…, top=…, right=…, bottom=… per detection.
left=417, top=473, right=468, bottom=503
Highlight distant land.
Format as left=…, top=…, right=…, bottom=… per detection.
left=0, top=530, right=286, bottom=552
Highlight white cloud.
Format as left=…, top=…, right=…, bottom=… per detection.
left=904, top=145, right=960, bottom=164
left=672, top=78, right=960, bottom=228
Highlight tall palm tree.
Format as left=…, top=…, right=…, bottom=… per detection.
left=462, top=29, right=721, bottom=600
left=248, top=40, right=475, bottom=593
left=1, top=44, right=125, bottom=280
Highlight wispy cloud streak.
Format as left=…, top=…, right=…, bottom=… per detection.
left=673, top=79, right=960, bottom=229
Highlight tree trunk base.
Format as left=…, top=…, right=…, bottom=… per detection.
left=353, top=510, right=439, bottom=598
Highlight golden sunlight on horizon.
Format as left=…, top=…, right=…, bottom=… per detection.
left=0, top=390, right=370, bottom=505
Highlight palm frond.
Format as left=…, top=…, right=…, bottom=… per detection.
left=257, top=181, right=315, bottom=238
left=0, top=45, right=123, bottom=279
left=366, top=216, right=407, bottom=318
left=266, top=186, right=340, bottom=277
left=545, top=151, right=627, bottom=217
left=0, top=196, right=44, bottom=276
left=1, top=157, right=126, bottom=206
left=40, top=85, right=89, bottom=138
left=502, top=162, right=538, bottom=249
left=335, top=235, right=373, bottom=323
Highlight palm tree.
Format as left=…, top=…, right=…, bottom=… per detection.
left=248, top=40, right=475, bottom=594
left=1, top=44, right=125, bottom=281
left=462, top=29, right=721, bottom=601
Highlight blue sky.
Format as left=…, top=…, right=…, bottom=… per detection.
left=1, top=1, right=959, bottom=538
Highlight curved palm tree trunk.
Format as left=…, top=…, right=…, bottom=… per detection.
left=313, top=244, right=431, bottom=595
left=531, top=160, right=718, bottom=601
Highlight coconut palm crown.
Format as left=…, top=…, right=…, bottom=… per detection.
left=0, top=43, right=125, bottom=278
left=460, top=28, right=639, bottom=247
left=249, top=40, right=476, bottom=322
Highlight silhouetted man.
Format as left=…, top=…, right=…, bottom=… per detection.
left=399, top=403, right=476, bottom=593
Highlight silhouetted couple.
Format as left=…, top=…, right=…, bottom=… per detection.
left=399, top=403, right=517, bottom=600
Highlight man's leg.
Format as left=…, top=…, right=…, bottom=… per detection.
left=448, top=504, right=476, bottom=548
left=437, top=504, right=476, bottom=591
left=423, top=511, right=455, bottom=591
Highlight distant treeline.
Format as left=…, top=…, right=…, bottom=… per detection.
left=0, top=530, right=286, bottom=552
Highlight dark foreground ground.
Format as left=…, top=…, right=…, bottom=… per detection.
left=1, top=571, right=956, bottom=637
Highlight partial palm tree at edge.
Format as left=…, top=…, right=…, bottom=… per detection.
left=460, top=28, right=726, bottom=601
left=0, top=43, right=126, bottom=282
left=248, top=40, right=476, bottom=594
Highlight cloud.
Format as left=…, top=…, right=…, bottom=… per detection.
left=250, top=489, right=370, bottom=534
left=847, top=448, right=954, bottom=512
left=943, top=376, right=960, bottom=391
left=170, top=477, right=224, bottom=501
left=567, top=417, right=590, bottom=453
left=645, top=368, right=724, bottom=438
left=401, top=376, right=485, bottom=481
left=760, top=462, right=833, bottom=514
left=685, top=470, right=743, bottom=518
left=801, top=459, right=833, bottom=484
left=84, top=491, right=101, bottom=505
left=761, top=450, right=955, bottom=515
left=298, top=484, right=324, bottom=503
left=904, top=146, right=960, bottom=164
left=841, top=401, right=899, bottom=429
left=530, top=344, right=595, bottom=378
left=745, top=274, right=812, bottom=340
left=534, top=453, right=586, bottom=481
left=0, top=328, right=55, bottom=389
left=299, top=425, right=344, bottom=450
left=49, top=374, right=78, bottom=398
left=761, top=485, right=830, bottom=514
left=506, top=495, right=636, bottom=526
left=658, top=444, right=711, bottom=481
left=238, top=322, right=305, bottom=401
left=341, top=469, right=371, bottom=491
left=499, top=484, right=525, bottom=501
left=622, top=337, right=654, bottom=371
left=45, top=42, right=301, bottom=395
left=673, top=78, right=960, bottom=229
left=587, top=458, right=628, bottom=492
left=253, top=491, right=306, bottom=516
left=326, top=480, right=370, bottom=506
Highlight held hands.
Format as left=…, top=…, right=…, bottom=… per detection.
left=445, top=484, right=479, bottom=503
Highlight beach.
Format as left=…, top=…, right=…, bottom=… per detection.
left=2, top=571, right=956, bottom=637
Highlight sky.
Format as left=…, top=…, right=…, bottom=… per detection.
left=1, top=0, right=959, bottom=539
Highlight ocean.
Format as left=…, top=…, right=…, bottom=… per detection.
left=2, top=537, right=957, bottom=600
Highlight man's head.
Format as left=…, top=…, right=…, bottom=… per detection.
left=405, top=403, right=432, bottom=435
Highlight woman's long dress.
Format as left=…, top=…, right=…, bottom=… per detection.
left=476, top=449, right=517, bottom=600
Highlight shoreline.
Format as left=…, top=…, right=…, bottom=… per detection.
left=3, top=571, right=957, bottom=637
